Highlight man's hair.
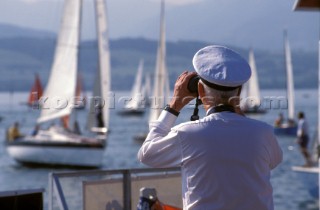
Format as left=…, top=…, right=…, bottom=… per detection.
left=298, top=112, right=304, bottom=119
left=200, top=80, right=240, bottom=105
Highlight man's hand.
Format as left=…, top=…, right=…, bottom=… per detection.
left=169, top=71, right=198, bottom=112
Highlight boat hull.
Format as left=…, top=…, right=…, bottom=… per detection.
left=292, top=166, right=319, bottom=198
left=6, top=141, right=105, bottom=168
left=118, top=109, right=145, bottom=116
left=274, top=125, right=297, bottom=136
left=244, top=109, right=267, bottom=115
left=6, top=126, right=107, bottom=168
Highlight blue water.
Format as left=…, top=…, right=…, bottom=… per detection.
left=0, top=89, right=318, bottom=210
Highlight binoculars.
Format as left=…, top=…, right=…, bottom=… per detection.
left=187, top=75, right=201, bottom=121
left=187, top=75, right=200, bottom=93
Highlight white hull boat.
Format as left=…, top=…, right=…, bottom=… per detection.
left=6, top=0, right=111, bottom=168
left=7, top=127, right=105, bottom=167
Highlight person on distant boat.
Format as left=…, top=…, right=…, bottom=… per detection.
left=274, top=113, right=284, bottom=127
left=61, top=115, right=71, bottom=132
left=296, top=111, right=312, bottom=166
left=73, top=120, right=81, bottom=135
left=96, top=107, right=105, bottom=128
left=7, top=122, right=24, bottom=141
left=31, top=124, right=40, bottom=136
left=138, top=46, right=283, bottom=210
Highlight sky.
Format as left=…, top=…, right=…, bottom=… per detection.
left=0, top=0, right=319, bottom=51
left=1, top=0, right=203, bottom=40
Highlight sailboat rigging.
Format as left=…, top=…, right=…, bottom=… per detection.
left=6, top=0, right=111, bottom=167
left=134, top=0, right=169, bottom=142
left=274, top=30, right=297, bottom=136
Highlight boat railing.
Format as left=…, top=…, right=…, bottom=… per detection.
left=49, top=167, right=181, bottom=210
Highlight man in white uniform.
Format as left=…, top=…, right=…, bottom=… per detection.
left=296, top=111, right=312, bottom=166
left=138, top=45, right=282, bottom=210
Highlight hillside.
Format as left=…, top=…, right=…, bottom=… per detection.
left=0, top=36, right=317, bottom=92
left=0, top=23, right=55, bottom=39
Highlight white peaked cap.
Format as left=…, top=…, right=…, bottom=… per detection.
left=193, top=45, right=251, bottom=88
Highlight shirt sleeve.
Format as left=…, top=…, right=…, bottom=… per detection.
left=267, top=129, right=283, bottom=169
left=137, top=110, right=183, bottom=168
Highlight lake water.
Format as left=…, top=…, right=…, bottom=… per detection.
left=0, top=89, right=319, bottom=210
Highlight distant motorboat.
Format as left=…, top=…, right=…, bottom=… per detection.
left=6, top=0, right=111, bottom=168
left=274, top=30, right=297, bottom=136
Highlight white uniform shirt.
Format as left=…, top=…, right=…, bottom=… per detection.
left=297, top=118, right=308, bottom=137
left=138, top=110, right=282, bottom=210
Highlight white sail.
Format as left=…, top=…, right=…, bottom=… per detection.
left=247, top=48, right=261, bottom=107
left=144, top=73, right=152, bottom=100
left=284, top=30, right=295, bottom=120
left=125, top=59, right=144, bottom=110
left=87, top=0, right=111, bottom=130
left=149, top=0, right=169, bottom=123
left=38, top=0, right=81, bottom=123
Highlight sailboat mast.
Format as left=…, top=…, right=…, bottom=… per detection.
left=76, top=0, right=83, bottom=100
left=284, top=30, right=295, bottom=120
left=248, top=48, right=261, bottom=106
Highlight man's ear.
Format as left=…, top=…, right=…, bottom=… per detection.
left=237, top=86, right=242, bottom=96
left=198, top=82, right=205, bottom=98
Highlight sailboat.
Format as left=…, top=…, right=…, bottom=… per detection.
left=23, top=73, right=43, bottom=107
left=118, top=59, right=145, bottom=116
left=142, top=72, right=152, bottom=107
left=134, top=0, right=169, bottom=142
left=6, top=0, right=111, bottom=168
left=291, top=0, right=320, bottom=200
left=274, top=30, right=297, bottom=136
left=241, top=48, right=266, bottom=114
